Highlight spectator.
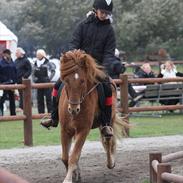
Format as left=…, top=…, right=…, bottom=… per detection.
left=32, top=49, right=55, bottom=114
left=158, top=60, right=183, bottom=106
left=158, top=60, right=183, bottom=79
left=134, top=63, right=156, bottom=79
left=0, top=49, right=17, bottom=116
left=129, top=63, right=156, bottom=107
left=15, top=47, right=32, bottom=111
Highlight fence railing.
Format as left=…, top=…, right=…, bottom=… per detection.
left=1, top=76, right=183, bottom=145
left=149, top=152, right=183, bottom=183
left=117, top=74, right=183, bottom=115
left=0, top=79, right=54, bottom=146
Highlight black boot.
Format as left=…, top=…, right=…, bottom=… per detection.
left=100, top=106, right=113, bottom=138
left=40, top=96, right=59, bottom=129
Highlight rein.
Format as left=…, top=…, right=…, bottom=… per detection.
left=67, top=83, right=99, bottom=105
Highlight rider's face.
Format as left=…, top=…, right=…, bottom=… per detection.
left=96, top=9, right=110, bottom=21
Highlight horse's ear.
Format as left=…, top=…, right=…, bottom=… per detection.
left=60, top=53, right=67, bottom=63
left=79, top=54, right=87, bottom=67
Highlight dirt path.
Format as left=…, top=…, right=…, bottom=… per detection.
left=1, top=135, right=183, bottom=183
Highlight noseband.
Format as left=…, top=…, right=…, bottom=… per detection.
left=66, top=83, right=99, bottom=105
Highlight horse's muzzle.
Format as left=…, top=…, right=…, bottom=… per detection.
left=68, top=104, right=80, bottom=116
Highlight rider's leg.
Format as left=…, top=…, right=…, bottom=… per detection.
left=100, top=78, right=113, bottom=138
left=40, top=78, right=62, bottom=129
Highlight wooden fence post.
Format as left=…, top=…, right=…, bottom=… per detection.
left=120, top=74, right=129, bottom=136
left=149, top=153, right=162, bottom=183
left=157, top=163, right=171, bottom=183
left=22, top=79, right=33, bottom=146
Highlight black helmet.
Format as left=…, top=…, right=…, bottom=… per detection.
left=93, top=0, right=113, bottom=13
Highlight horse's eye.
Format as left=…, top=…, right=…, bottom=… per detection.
left=80, top=79, right=85, bottom=84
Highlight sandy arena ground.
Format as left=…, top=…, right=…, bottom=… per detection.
left=1, top=135, right=183, bottom=183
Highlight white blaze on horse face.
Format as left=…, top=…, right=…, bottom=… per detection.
left=74, top=73, right=79, bottom=80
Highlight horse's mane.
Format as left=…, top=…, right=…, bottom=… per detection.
left=60, top=49, right=106, bottom=83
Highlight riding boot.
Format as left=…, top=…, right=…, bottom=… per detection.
left=40, top=96, right=59, bottom=129
left=100, top=105, right=113, bottom=138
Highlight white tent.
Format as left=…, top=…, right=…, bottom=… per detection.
left=0, top=21, right=18, bottom=60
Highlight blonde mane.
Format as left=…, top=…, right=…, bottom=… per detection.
left=60, top=49, right=106, bottom=83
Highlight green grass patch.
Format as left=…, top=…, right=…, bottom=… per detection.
left=130, top=113, right=183, bottom=137
left=0, top=113, right=183, bottom=149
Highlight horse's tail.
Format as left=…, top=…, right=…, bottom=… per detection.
left=113, top=113, right=130, bottom=139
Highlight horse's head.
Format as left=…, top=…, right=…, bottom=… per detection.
left=60, top=49, right=106, bottom=116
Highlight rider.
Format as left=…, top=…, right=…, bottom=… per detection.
left=41, top=0, right=115, bottom=137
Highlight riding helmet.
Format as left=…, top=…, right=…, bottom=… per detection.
left=93, top=0, right=113, bottom=13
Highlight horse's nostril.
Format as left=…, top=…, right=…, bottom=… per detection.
left=68, top=107, right=72, bottom=113
left=76, top=108, right=80, bottom=113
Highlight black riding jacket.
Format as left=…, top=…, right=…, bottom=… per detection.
left=69, top=13, right=116, bottom=67
left=15, top=56, right=32, bottom=83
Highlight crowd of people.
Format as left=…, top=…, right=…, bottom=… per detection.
left=0, top=47, right=56, bottom=116
left=128, top=60, right=183, bottom=107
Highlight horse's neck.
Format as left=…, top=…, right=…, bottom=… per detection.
left=86, top=81, right=95, bottom=90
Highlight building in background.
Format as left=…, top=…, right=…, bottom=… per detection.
left=0, top=21, right=18, bottom=60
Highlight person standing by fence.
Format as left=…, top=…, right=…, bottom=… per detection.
left=15, top=47, right=32, bottom=111
left=0, top=49, right=17, bottom=116
left=32, top=49, right=55, bottom=114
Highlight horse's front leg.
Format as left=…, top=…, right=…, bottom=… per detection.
left=63, top=130, right=89, bottom=183
left=61, top=128, right=73, bottom=171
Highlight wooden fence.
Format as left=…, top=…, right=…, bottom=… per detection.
left=1, top=76, right=183, bottom=145
left=0, top=79, right=54, bottom=146
left=116, top=74, right=183, bottom=114
left=149, top=152, right=183, bottom=183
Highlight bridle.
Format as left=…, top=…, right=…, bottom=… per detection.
left=66, top=83, right=99, bottom=105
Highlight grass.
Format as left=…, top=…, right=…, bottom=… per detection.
left=130, top=113, right=183, bottom=137
left=0, top=113, right=183, bottom=149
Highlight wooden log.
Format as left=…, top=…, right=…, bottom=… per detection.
left=22, top=79, right=33, bottom=146
left=149, top=153, right=162, bottom=183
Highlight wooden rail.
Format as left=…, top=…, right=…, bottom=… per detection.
left=149, top=152, right=183, bottom=183
left=119, top=74, right=183, bottom=115
left=1, top=76, right=183, bottom=145
left=0, top=79, right=53, bottom=146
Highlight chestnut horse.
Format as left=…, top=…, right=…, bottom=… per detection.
left=59, top=50, right=127, bottom=183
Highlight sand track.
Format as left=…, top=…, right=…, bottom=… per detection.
left=1, top=135, right=183, bottom=183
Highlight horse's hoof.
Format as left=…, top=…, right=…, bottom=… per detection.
left=63, top=180, right=72, bottom=183
left=107, top=162, right=115, bottom=169
left=73, top=169, right=81, bottom=183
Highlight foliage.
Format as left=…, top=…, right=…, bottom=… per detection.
left=116, top=0, right=183, bottom=60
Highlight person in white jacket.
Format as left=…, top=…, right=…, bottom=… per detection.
left=160, top=60, right=177, bottom=79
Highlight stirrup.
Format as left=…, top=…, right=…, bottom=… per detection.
left=101, top=126, right=113, bottom=138
left=40, top=116, right=52, bottom=130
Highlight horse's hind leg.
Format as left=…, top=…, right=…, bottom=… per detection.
left=101, top=135, right=117, bottom=169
